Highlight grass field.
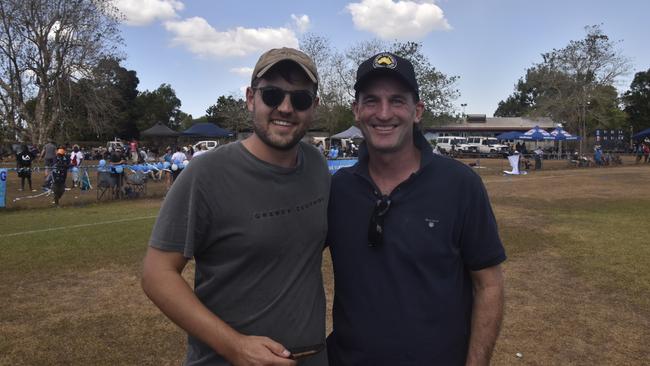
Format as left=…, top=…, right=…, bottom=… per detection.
left=1, top=159, right=649, bottom=365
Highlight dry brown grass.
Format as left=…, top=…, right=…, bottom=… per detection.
left=1, top=157, right=649, bottom=365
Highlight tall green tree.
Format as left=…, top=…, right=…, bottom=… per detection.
left=205, top=95, right=248, bottom=134
left=623, top=68, right=650, bottom=132
left=57, top=57, right=140, bottom=140
left=135, top=83, right=183, bottom=132
left=0, top=0, right=122, bottom=144
left=495, top=25, right=630, bottom=151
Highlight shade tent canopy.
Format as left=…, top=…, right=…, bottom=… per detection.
left=549, top=127, right=580, bottom=141
left=331, top=126, right=364, bottom=139
left=495, top=131, right=523, bottom=140
left=182, top=123, right=234, bottom=138
left=140, top=122, right=181, bottom=137
left=518, top=126, right=553, bottom=141
left=632, top=127, right=650, bottom=140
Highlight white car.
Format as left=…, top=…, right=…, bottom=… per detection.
left=435, top=136, right=467, bottom=155
left=193, top=140, right=219, bottom=151
left=464, top=137, right=509, bottom=156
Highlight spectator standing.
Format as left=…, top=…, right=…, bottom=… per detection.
left=52, top=147, right=70, bottom=206
left=69, top=145, right=84, bottom=188
left=171, top=146, right=186, bottom=164
left=634, top=142, right=643, bottom=164
left=192, top=144, right=206, bottom=158
left=40, top=139, right=57, bottom=175
left=16, top=144, right=36, bottom=191
left=129, top=139, right=138, bottom=163
left=110, top=146, right=127, bottom=193
left=534, top=146, right=544, bottom=170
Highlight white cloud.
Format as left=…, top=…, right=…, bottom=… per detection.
left=346, top=0, right=451, bottom=39
left=164, top=17, right=299, bottom=58
left=291, top=14, right=311, bottom=33
left=113, top=0, right=184, bottom=26
left=230, top=67, right=254, bottom=76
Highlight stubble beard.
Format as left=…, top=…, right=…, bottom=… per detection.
left=252, top=118, right=307, bottom=151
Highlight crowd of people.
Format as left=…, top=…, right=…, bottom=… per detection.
left=12, top=142, right=75, bottom=205
left=634, top=139, right=650, bottom=164
left=8, top=138, right=218, bottom=205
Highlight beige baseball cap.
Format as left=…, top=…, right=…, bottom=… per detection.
left=251, top=47, right=318, bottom=85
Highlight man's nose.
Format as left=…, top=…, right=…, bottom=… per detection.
left=276, top=93, right=293, bottom=114
left=376, top=100, right=393, bottom=120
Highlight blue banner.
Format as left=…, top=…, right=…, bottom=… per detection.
left=0, top=169, right=7, bottom=208
left=328, top=159, right=357, bottom=174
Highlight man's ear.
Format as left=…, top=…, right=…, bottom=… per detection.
left=413, top=100, right=425, bottom=124
left=352, top=100, right=360, bottom=126
left=245, top=87, right=255, bottom=112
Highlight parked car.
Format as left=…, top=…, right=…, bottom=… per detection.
left=435, top=136, right=467, bottom=155
left=193, top=140, right=219, bottom=151
left=464, top=136, right=509, bottom=156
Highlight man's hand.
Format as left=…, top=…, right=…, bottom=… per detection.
left=225, top=335, right=296, bottom=366
left=142, top=247, right=296, bottom=366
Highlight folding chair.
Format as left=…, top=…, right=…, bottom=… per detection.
left=125, top=171, right=147, bottom=198
left=97, top=171, right=118, bottom=200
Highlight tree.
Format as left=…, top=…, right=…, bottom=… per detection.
left=135, top=83, right=183, bottom=132
left=54, top=57, right=140, bottom=141
left=0, top=0, right=122, bottom=144
left=496, top=25, right=630, bottom=152
left=623, top=69, right=650, bottom=132
left=205, top=95, right=248, bottom=134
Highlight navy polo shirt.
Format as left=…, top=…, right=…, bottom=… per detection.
left=326, top=130, right=506, bottom=366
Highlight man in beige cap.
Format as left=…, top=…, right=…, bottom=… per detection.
left=142, top=47, right=329, bottom=366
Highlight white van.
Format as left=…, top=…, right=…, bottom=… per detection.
left=193, top=140, right=219, bottom=151
left=465, top=136, right=509, bottom=156
left=435, top=136, right=467, bottom=155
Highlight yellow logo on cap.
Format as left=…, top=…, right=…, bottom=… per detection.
left=373, top=54, right=397, bottom=69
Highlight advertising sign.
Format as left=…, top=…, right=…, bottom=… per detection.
left=0, top=169, right=7, bottom=208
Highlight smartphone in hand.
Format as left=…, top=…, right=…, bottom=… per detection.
left=288, top=343, right=325, bottom=360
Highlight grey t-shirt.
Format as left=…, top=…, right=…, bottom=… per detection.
left=149, top=141, right=330, bottom=366
left=43, top=142, right=56, bottom=160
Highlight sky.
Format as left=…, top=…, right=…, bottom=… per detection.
left=114, top=0, right=650, bottom=119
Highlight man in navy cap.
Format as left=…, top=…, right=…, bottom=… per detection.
left=326, top=52, right=506, bottom=365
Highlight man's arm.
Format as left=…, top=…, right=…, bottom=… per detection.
left=141, top=246, right=295, bottom=366
left=465, top=264, right=504, bottom=366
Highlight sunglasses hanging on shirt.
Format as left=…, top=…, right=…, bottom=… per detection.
left=368, top=196, right=391, bottom=247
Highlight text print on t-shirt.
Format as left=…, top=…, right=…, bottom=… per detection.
left=253, top=196, right=325, bottom=220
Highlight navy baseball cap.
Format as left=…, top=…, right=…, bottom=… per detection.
left=354, top=52, right=419, bottom=100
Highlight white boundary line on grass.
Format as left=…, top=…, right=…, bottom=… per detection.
left=0, top=216, right=158, bottom=238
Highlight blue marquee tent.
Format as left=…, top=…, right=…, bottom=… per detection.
left=518, top=126, right=553, bottom=141
left=632, top=127, right=650, bottom=140
left=549, top=127, right=580, bottom=141
left=182, top=123, right=234, bottom=138
left=495, top=131, right=522, bottom=140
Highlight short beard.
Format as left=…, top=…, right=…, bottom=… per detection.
left=252, top=121, right=306, bottom=151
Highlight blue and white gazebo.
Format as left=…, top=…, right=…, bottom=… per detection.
left=518, top=126, right=553, bottom=141
left=549, top=127, right=580, bottom=141
left=549, top=127, right=580, bottom=158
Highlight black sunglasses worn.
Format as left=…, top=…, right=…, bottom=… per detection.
left=368, top=196, right=391, bottom=247
left=254, top=86, right=315, bottom=111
